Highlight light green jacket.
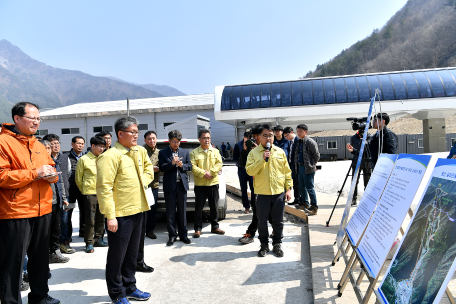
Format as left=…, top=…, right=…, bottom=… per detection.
left=96, top=142, right=154, bottom=220
left=190, top=145, right=223, bottom=186
left=246, top=144, right=293, bottom=195
left=75, top=152, right=98, bottom=195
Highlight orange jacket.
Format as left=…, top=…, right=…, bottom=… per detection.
left=0, top=123, right=58, bottom=219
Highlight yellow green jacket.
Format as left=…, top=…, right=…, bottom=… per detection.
left=245, top=144, right=293, bottom=195
left=190, top=145, right=223, bottom=186
left=75, top=152, right=98, bottom=195
left=96, top=142, right=154, bottom=220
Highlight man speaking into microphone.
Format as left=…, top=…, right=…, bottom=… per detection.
left=246, top=124, right=293, bottom=258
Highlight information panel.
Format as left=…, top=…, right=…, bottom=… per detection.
left=345, top=154, right=398, bottom=246
left=377, top=158, right=456, bottom=304
left=356, top=154, right=431, bottom=278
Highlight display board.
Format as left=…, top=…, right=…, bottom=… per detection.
left=356, top=154, right=432, bottom=278
left=377, top=158, right=456, bottom=304
left=345, top=154, right=398, bottom=246
left=335, top=96, right=376, bottom=248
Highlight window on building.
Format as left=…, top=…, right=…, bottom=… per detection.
left=163, top=122, right=176, bottom=129
left=62, top=128, right=79, bottom=135
left=34, top=129, right=48, bottom=136
left=451, top=138, right=456, bottom=146
left=327, top=141, right=337, bottom=149
left=418, top=138, right=424, bottom=149
left=138, top=124, right=148, bottom=131
left=93, top=126, right=113, bottom=133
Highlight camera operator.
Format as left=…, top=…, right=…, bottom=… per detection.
left=233, top=130, right=255, bottom=213
left=347, top=112, right=397, bottom=166
left=346, top=130, right=372, bottom=206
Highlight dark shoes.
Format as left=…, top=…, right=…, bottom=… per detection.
left=211, top=228, right=225, bottom=235
left=258, top=243, right=270, bottom=257
left=306, top=205, right=318, bottom=216
left=273, top=244, right=284, bottom=257
left=112, top=298, right=131, bottom=304
left=85, top=245, right=94, bottom=253
left=60, top=241, right=76, bottom=254
left=193, top=231, right=201, bottom=238
left=238, top=233, right=254, bottom=244
left=296, top=202, right=310, bottom=211
left=146, top=231, right=157, bottom=239
left=126, top=289, right=151, bottom=301
left=94, top=239, right=109, bottom=247
left=49, top=250, right=69, bottom=263
left=180, top=237, right=192, bottom=244
left=351, top=201, right=358, bottom=206
left=136, top=262, right=154, bottom=273
left=166, top=237, right=177, bottom=246
left=36, top=295, right=61, bottom=304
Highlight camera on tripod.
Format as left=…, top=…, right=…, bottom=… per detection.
left=346, top=117, right=371, bottom=132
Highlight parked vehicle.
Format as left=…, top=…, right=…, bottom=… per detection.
left=155, top=139, right=227, bottom=220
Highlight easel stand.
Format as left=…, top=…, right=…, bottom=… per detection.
left=326, top=139, right=373, bottom=227
left=334, top=208, right=456, bottom=303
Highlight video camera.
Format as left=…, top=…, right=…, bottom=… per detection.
left=245, top=138, right=256, bottom=149
left=346, top=117, right=371, bottom=132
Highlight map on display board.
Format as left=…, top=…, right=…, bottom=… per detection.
left=356, top=154, right=432, bottom=279
left=345, top=154, right=398, bottom=246
left=377, top=158, right=456, bottom=304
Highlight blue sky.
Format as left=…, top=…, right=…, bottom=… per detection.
left=0, top=0, right=408, bottom=95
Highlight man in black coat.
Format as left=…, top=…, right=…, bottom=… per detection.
left=158, top=130, right=192, bottom=246
left=284, top=127, right=300, bottom=205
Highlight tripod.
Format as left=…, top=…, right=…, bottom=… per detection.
left=325, top=134, right=373, bottom=227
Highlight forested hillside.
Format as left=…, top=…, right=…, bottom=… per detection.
left=304, top=0, right=456, bottom=78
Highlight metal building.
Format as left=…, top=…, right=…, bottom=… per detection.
left=38, top=94, right=236, bottom=152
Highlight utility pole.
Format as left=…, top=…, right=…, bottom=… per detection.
left=127, top=98, right=130, bottom=116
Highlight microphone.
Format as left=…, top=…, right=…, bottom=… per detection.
left=265, top=142, right=271, bottom=162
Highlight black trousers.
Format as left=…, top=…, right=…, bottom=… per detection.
left=145, top=188, right=158, bottom=233
left=291, top=167, right=300, bottom=202
left=83, top=195, right=105, bottom=245
left=106, top=213, right=143, bottom=301
left=194, top=185, right=219, bottom=232
left=0, top=213, right=51, bottom=304
left=237, top=167, right=255, bottom=209
left=246, top=194, right=272, bottom=237
left=137, top=212, right=146, bottom=264
left=256, top=193, right=285, bottom=245
left=49, top=204, right=61, bottom=253
left=164, top=182, right=188, bottom=239
left=69, top=187, right=84, bottom=238
left=352, top=167, right=371, bottom=201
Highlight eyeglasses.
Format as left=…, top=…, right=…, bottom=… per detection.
left=200, top=137, right=211, bottom=140
left=262, top=134, right=274, bottom=138
left=50, top=142, right=61, bottom=146
left=21, top=116, right=42, bottom=122
left=122, top=130, right=141, bottom=136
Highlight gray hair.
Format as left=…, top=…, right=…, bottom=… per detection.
left=38, top=139, right=51, bottom=147
left=115, top=116, right=138, bottom=137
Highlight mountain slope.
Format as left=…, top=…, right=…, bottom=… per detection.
left=305, top=0, right=456, bottom=78
left=0, top=39, right=164, bottom=122
left=105, top=76, right=186, bottom=97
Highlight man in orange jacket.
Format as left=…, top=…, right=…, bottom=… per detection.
left=0, top=102, right=61, bottom=304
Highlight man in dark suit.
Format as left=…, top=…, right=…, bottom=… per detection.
left=158, top=130, right=192, bottom=246
left=284, top=127, right=300, bottom=205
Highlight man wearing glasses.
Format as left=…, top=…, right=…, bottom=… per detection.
left=246, top=124, right=293, bottom=258
left=97, top=117, right=154, bottom=303
left=0, top=102, right=61, bottom=304
left=190, top=129, right=224, bottom=238
left=43, top=134, right=74, bottom=255
left=159, top=130, right=192, bottom=246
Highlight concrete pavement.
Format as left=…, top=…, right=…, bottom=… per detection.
left=21, top=191, right=314, bottom=304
